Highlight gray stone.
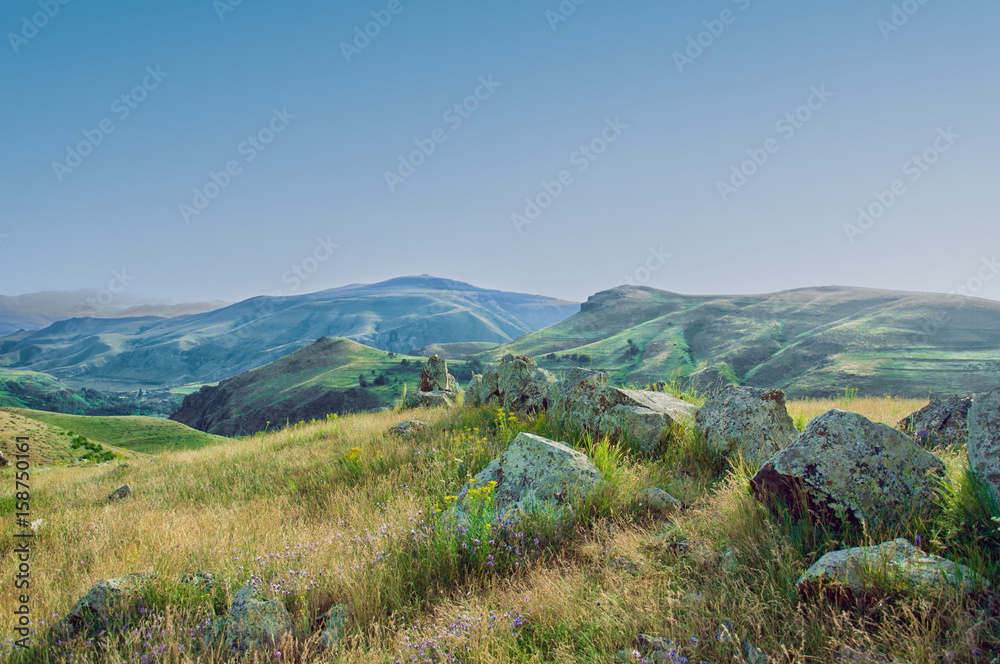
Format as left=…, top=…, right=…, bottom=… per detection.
left=108, top=484, right=132, bottom=502
left=497, top=355, right=558, bottom=412
left=318, top=604, right=351, bottom=650
left=750, top=410, right=945, bottom=531
left=456, top=432, right=603, bottom=522
left=388, top=420, right=428, bottom=436
left=63, top=571, right=153, bottom=637
left=743, top=640, right=769, bottom=664
left=797, top=538, right=987, bottom=597
left=180, top=570, right=216, bottom=589
left=548, top=368, right=696, bottom=455
left=419, top=355, right=457, bottom=394
left=225, top=584, right=293, bottom=654
left=466, top=374, right=484, bottom=406
left=899, top=395, right=971, bottom=448
left=404, top=391, right=454, bottom=409
left=640, top=487, right=682, bottom=512
left=968, top=388, right=1000, bottom=502
left=695, top=385, right=798, bottom=465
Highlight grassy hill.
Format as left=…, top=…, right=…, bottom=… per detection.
left=0, top=409, right=133, bottom=466
left=0, top=370, right=184, bottom=418
left=169, top=337, right=479, bottom=436
left=482, top=285, right=1000, bottom=398
left=0, top=276, right=579, bottom=391
left=4, top=395, right=997, bottom=663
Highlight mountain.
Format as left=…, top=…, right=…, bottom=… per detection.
left=0, top=277, right=579, bottom=391
left=479, top=285, right=1000, bottom=398
left=170, top=337, right=453, bottom=436
left=0, top=290, right=229, bottom=336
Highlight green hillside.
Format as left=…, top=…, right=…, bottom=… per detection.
left=0, top=370, right=182, bottom=417
left=5, top=408, right=228, bottom=455
left=170, top=337, right=478, bottom=436
left=481, top=285, right=1000, bottom=398
left=0, top=409, right=133, bottom=466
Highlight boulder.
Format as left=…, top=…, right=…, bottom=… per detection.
left=479, top=363, right=501, bottom=404
left=466, top=374, right=484, bottom=406
left=225, top=584, right=293, bottom=654
left=968, top=388, right=1000, bottom=502
left=457, top=432, right=603, bottom=522
left=548, top=368, right=696, bottom=455
left=317, top=604, right=351, bottom=649
left=486, top=355, right=557, bottom=412
left=388, top=420, right=428, bottom=436
left=419, top=355, right=457, bottom=394
left=750, top=410, right=945, bottom=532
left=404, top=391, right=454, bottom=409
left=108, top=484, right=132, bottom=502
left=695, top=386, right=798, bottom=465
left=797, top=538, right=987, bottom=597
left=898, top=395, right=972, bottom=448
left=640, top=487, right=682, bottom=512
left=63, top=571, right=153, bottom=637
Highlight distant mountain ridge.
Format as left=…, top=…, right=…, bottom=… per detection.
left=0, top=276, right=579, bottom=390
left=480, top=285, right=1000, bottom=398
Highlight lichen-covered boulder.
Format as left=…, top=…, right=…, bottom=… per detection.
left=404, top=391, right=454, bottom=409
left=750, top=410, right=945, bottom=532
left=457, top=432, right=603, bottom=521
left=797, top=538, right=987, bottom=597
left=640, top=487, right=682, bottom=512
left=63, top=571, right=154, bottom=637
left=899, top=395, right=972, bottom=448
left=419, top=355, right=457, bottom=394
left=466, top=374, right=483, bottom=406
left=225, top=584, right=293, bottom=654
left=388, top=420, right=427, bottom=436
left=479, top=363, right=501, bottom=404
left=968, top=388, right=1000, bottom=502
left=317, top=604, right=351, bottom=649
left=695, top=386, right=798, bottom=465
left=108, top=484, right=132, bottom=502
left=548, top=368, right=695, bottom=455
left=496, top=355, right=557, bottom=412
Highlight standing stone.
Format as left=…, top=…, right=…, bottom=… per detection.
left=695, top=386, right=798, bottom=465
left=750, top=410, right=946, bottom=532
left=419, top=355, right=457, bottom=394
left=968, top=387, right=1000, bottom=502
left=225, top=584, right=293, bottom=655
left=496, top=355, right=557, bottom=412
left=466, top=374, right=484, bottom=406
left=899, top=395, right=972, bottom=448
left=456, top=432, right=603, bottom=522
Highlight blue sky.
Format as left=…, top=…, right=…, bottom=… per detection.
left=1, top=0, right=998, bottom=304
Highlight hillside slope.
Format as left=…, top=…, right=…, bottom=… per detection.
left=483, top=285, right=1000, bottom=398
left=0, top=276, right=578, bottom=390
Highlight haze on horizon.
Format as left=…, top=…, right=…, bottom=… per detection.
left=1, top=1, right=998, bottom=305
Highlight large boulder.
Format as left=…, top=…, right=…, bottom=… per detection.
left=404, top=391, right=454, bottom=409
left=419, top=355, right=457, bottom=394
left=695, top=386, right=798, bottom=465
left=457, top=432, right=603, bottom=521
left=63, top=572, right=153, bottom=637
left=797, top=538, right=987, bottom=597
left=750, top=410, right=946, bottom=532
left=388, top=420, right=427, bottom=437
left=548, top=368, right=696, bottom=455
left=899, top=395, right=972, bottom=448
left=466, top=374, right=484, bottom=406
left=968, top=388, right=1000, bottom=502
left=225, top=584, right=293, bottom=654
left=487, top=355, right=557, bottom=412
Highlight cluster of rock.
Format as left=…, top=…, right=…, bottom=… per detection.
left=898, top=395, right=971, bottom=448
left=695, top=385, right=798, bottom=465
left=403, top=355, right=459, bottom=408
left=467, top=354, right=557, bottom=412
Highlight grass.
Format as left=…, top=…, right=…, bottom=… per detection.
left=1, top=395, right=997, bottom=662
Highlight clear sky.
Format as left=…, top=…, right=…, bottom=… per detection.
left=1, top=0, right=998, bottom=304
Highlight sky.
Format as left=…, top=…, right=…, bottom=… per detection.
left=1, top=0, right=998, bottom=305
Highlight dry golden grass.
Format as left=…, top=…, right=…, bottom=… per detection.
left=787, top=394, right=929, bottom=429
left=2, top=397, right=996, bottom=663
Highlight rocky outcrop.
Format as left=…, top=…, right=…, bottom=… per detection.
left=419, top=355, right=458, bottom=393
left=62, top=572, right=153, bottom=637
left=750, top=410, right=945, bottom=532
left=898, top=395, right=972, bottom=448
left=548, top=368, right=696, bottom=455
left=472, top=355, right=557, bottom=412
left=457, top=432, right=603, bottom=522
left=797, top=538, right=987, bottom=597
left=695, top=386, right=798, bottom=465
left=968, top=388, right=1000, bottom=501
left=388, top=420, right=428, bottom=436
left=225, top=584, right=293, bottom=655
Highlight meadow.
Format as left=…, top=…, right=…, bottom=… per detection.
left=1, top=394, right=998, bottom=663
